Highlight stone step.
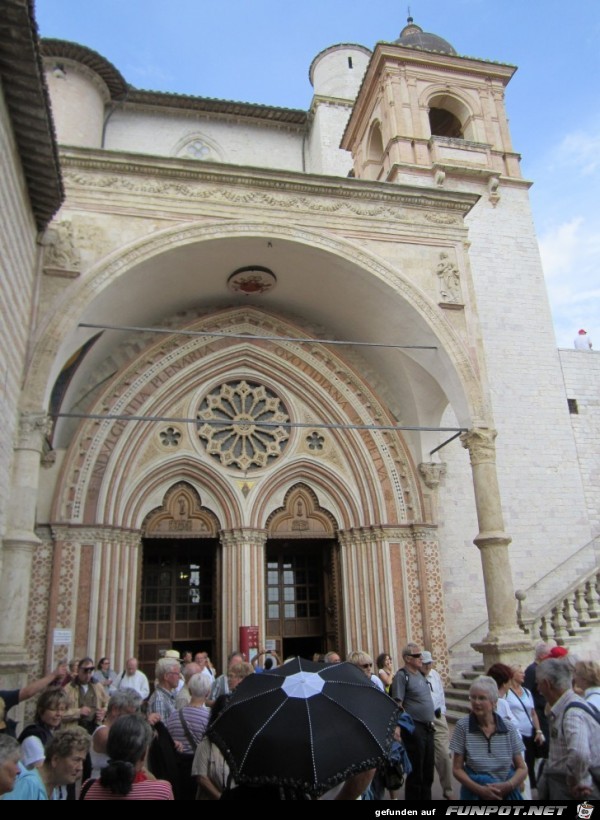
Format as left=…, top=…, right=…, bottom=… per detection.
left=444, top=694, right=471, bottom=714
left=448, top=678, right=471, bottom=691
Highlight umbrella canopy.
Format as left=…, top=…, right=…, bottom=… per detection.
left=208, top=657, right=399, bottom=797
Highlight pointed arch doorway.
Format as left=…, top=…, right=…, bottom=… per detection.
left=265, top=484, right=343, bottom=660
left=138, top=482, right=221, bottom=679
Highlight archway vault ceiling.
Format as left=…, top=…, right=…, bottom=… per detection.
left=48, top=231, right=477, bottom=457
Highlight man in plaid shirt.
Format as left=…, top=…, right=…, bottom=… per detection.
left=148, top=658, right=181, bottom=722
left=536, top=658, right=600, bottom=800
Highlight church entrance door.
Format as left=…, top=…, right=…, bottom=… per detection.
left=138, top=538, right=217, bottom=679
left=265, top=539, right=340, bottom=660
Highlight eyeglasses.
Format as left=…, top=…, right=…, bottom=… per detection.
left=360, top=663, right=373, bottom=669
left=407, top=653, right=422, bottom=659
left=81, top=667, right=94, bottom=673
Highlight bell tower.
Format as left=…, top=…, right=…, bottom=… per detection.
left=341, top=16, right=521, bottom=197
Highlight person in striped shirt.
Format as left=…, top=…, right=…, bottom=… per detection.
left=450, top=675, right=527, bottom=800
left=82, top=714, right=173, bottom=800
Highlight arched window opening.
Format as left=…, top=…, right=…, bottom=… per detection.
left=429, top=107, right=463, bottom=139
left=367, top=121, right=384, bottom=161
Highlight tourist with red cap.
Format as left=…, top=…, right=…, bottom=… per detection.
left=574, top=329, right=592, bottom=350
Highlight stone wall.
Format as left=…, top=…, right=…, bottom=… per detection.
left=467, top=185, right=592, bottom=594
left=559, top=348, right=600, bottom=537
left=0, top=85, right=39, bottom=543
left=105, top=108, right=305, bottom=173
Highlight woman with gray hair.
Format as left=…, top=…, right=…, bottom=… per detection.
left=449, top=675, right=527, bottom=800
left=0, top=735, right=20, bottom=796
left=166, top=672, right=212, bottom=800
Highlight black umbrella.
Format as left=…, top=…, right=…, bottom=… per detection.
left=208, top=657, right=399, bottom=797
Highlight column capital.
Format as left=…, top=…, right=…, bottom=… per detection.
left=220, top=528, right=267, bottom=548
left=18, top=411, right=52, bottom=450
left=461, top=427, right=497, bottom=465
left=418, top=462, right=446, bottom=489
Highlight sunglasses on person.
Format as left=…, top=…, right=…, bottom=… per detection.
left=407, top=653, right=422, bottom=659
left=360, top=662, right=373, bottom=669
left=81, top=667, right=94, bottom=673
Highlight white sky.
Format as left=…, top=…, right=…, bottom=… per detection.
left=34, top=0, right=600, bottom=349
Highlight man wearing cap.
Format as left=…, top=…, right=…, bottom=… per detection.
left=574, top=329, right=593, bottom=350
left=421, top=650, right=453, bottom=800
left=391, top=643, right=435, bottom=800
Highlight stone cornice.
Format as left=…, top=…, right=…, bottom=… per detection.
left=59, top=147, right=479, bottom=219
left=0, top=1, right=64, bottom=229
left=124, top=93, right=307, bottom=129
left=373, top=42, right=517, bottom=80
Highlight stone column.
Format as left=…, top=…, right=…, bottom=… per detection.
left=338, top=527, right=397, bottom=661
left=461, top=427, right=532, bottom=666
left=0, top=412, right=50, bottom=673
left=219, top=529, right=267, bottom=660
left=86, top=529, right=142, bottom=671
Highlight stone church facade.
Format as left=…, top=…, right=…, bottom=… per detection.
left=1, top=1, right=598, bottom=689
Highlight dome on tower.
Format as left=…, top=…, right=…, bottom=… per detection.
left=394, top=17, right=456, bottom=55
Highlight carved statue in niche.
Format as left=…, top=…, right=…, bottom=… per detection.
left=436, top=251, right=461, bottom=304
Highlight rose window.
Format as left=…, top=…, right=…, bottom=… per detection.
left=197, top=380, right=289, bottom=470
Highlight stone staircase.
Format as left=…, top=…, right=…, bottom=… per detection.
left=445, top=665, right=484, bottom=723
left=445, top=535, right=600, bottom=723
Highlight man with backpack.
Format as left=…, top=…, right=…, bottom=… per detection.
left=536, top=658, right=600, bottom=799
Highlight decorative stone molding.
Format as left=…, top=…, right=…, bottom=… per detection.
left=461, top=427, right=497, bottom=465
left=142, top=481, right=220, bottom=538
left=488, top=175, right=501, bottom=206
left=267, top=484, right=337, bottom=538
left=418, top=462, right=446, bottom=489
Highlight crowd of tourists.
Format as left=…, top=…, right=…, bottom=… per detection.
left=0, top=640, right=598, bottom=800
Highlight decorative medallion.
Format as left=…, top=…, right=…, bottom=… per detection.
left=227, top=266, right=277, bottom=295
left=197, top=380, right=289, bottom=470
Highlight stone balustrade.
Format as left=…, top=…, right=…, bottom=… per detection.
left=516, top=566, right=600, bottom=645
